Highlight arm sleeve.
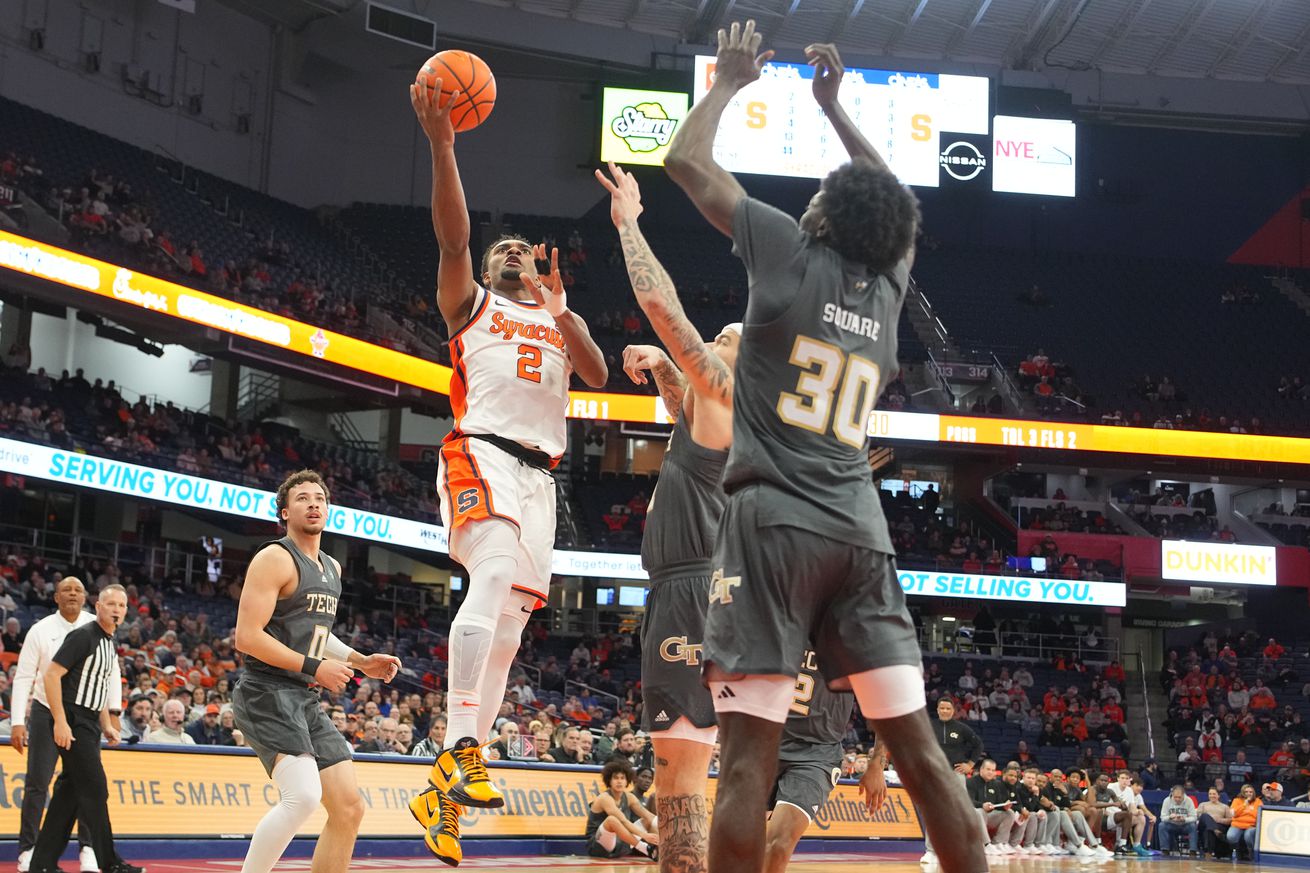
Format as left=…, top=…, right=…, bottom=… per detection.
left=10, top=623, right=43, bottom=727
left=107, top=650, right=123, bottom=712
left=731, top=197, right=807, bottom=323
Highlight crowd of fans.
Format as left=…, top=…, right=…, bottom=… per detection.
left=1159, top=629, right=1310, bottom=799
left=0, top=359, right=438, bottom=523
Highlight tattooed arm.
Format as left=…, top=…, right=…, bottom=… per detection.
left=597, top=163, right=733, bottom=408
left=623, top=345, right=687, bottom=420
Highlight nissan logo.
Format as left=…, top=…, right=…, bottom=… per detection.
left=941, top=141, right=987, bottom=181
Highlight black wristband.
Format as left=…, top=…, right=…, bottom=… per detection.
left=302, top=656, right=323, bottom=680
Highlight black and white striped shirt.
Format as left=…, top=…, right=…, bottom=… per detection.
left=52, top=621, right=120, bottom=715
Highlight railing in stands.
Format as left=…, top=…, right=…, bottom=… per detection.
left=1136, top=648, right=1155, bottom=761
left=566, top=678, right=622, bottom=715
left=920, top=626, right=1121, bottom=663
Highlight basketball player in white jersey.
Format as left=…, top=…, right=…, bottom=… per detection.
left=409, top=77, right=608, bottom=865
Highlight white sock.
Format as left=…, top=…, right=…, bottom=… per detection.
left=241, top=755, right=321, bottom=873
left=445, top=611, right=501, bottom=746
left=474, top=589, right=534, bottom=744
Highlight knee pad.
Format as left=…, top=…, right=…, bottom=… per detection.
left=273, top=755, right=322, bottom=821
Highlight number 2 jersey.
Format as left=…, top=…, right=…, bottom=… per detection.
left=445, top=285, right=571, bottom=461
left=726, top=197, right=909, bottom=554
left=243, top=536, right=341, bottom=686
left=782, top=649, right=854, bottom=764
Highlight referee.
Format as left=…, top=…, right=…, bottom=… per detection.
left=10, top=576, right=104, bottom=873
left=28, top=584, right=142, bottom=873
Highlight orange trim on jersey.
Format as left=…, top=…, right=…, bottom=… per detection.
left=448, top=289, right=490, bottom=343
left=512, top=584, right=547, bottom=610
left=448, top=337, right=468, bottom=425
left=439, top=438, right=520, bottom=531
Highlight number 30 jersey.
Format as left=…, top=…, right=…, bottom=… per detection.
left=725, top=197, right=909, bottom=554
left=445, top=286, right=571, bottom=461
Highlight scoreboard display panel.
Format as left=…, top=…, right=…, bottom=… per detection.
left=692, top=55, right=990, bottom=187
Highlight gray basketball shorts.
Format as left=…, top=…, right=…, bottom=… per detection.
left=232, top=672, right=353, bottom=776
left=704, top=484, right=922, bottom=683
left=770, top=758, right=843, bottom=821
left=640, top=573, right=717, bottom=733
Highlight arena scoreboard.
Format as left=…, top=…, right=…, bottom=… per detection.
left=693, top=56, right=989, bottom=187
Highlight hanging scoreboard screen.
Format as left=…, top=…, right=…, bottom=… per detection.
left=692, top=56, right=990, bottom=188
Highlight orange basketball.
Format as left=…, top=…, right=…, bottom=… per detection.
left=416, top=50, right=496, bottom=132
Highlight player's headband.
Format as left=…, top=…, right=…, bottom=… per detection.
left=723, top=322, right=744, bottom=338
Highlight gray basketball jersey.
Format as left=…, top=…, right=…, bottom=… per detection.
left=640, top=418, right=729, bottom=578
left=780, top=649, right=854, bottom=763
left=726, top=197, right=909, bottom=553
left=244, top=536, right=343, bottom=686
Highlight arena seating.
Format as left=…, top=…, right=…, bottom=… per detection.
left=1160, top=630, right=1310, bottom=790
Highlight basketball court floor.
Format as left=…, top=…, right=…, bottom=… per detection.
left=107, top=854, right=1294, bottom=872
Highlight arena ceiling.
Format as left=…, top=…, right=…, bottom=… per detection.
left=219, top=0, right=1310, bottom=85
left=450, top=0, right=1310, bottom=84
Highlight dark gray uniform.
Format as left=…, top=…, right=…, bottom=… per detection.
left=232, top=536, right=353, bottom=776
left=640, top=419, right=728, bottom=733
left=704, top=196, right=920, bottom=684
left=585, top=792, right=639, bottom=858
left=771, top=649, right=853, bottom=819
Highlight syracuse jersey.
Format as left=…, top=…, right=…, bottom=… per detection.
left=446, top=286, right=571, bottom=459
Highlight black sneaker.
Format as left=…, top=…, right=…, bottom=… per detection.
left=1114, top=844, right=1131, bottom=856
left=29, top=866, right=68, bottom=873
left=107, top=863, right=146, bottom=873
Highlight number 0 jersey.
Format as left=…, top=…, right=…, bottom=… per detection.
left=243, top=536, right=341, bottom=687
left=445, top=286, right=571, bottom=461
left=726, top=197, right=909, bottom=553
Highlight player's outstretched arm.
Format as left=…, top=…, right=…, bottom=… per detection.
left=410, top=80, right=477, bottom=328
left=597, top=163, right=733, bottom=408
left=234, top=547, right=354, bottom=693
left=623, top=344, right=686, bottom=421
left=664, top=20, right=772, bottom=237
left=805, top=43, right=889, bottom=173
left=519, top=245, right=609, bottom=387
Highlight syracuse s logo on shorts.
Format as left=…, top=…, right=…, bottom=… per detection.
left=456, top=488, right=481, bottom=513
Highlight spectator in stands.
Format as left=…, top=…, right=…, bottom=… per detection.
left=1138, top=758, right=1161, bottom=791
left=147, top=699, right=194, bottom=745
left=1197, top=787, right=1233, bottom=858
left=186, top=703, right=223, bottom=745
left=1227, top=678, right=1250, bottom=711
left=1261, top=781, right=1284, bottom=805
left=3, top=616, right=25, bottom=652
left=1011, top=740, right=1038, bottom=767
left=958, top=664, right=978, bottom=692
left=1158, top=785, right=1199, bottom=856
left=120, top=695, right=153, bottom=744
left=1226, top=784, right=1261, bottom=858
left=1100, top=745, right=1128, bottom=773
left=394, top=724, right=414, bottom=755
left=411, top=716, right=447, bottom=758
left=1249, top=680, right=1277, bottom=712
left=488, top=721, right=522, bottom=760
left=1227, top=750, right=1253, bottom=785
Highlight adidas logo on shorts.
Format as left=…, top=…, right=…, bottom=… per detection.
left=655, top=710, right=669, bottom=722
left=716, top=686, right=736, bottom=700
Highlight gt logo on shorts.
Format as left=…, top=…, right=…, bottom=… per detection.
left=659, top=636, right=704, bottom=666
left=708, top=569, right=741, bottom=605
left=456, top=488, right=481, bottom=513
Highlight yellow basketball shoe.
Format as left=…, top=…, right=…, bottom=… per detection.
left=428, top=736, right=504, bottom=809
left=423, top=791, right=465, bottom=867
left=408, top=787, right=439, bottom=828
